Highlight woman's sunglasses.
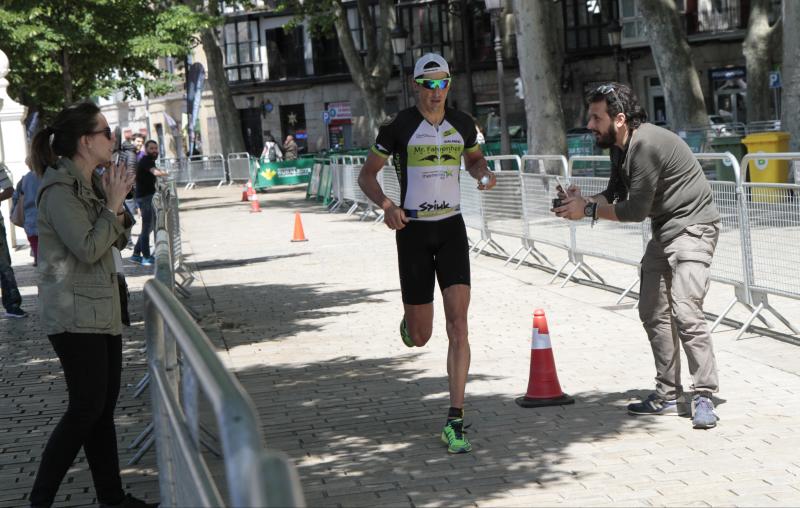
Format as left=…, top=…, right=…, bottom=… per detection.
left=415, top=78, right=451, bottom=90
left=89, top=127, right=113, bottom=140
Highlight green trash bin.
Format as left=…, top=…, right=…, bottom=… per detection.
left=709, top=135, right=746, bottom=182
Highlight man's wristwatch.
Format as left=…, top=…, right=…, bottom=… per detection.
left=583, top=201, right=597, bottom=219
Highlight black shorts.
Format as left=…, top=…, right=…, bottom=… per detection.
left=395, top=214, right=471, bottom=305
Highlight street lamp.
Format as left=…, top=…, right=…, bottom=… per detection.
left=607, top=19, right=622, bottom=82
left=484, top=0, right=511, bottom=158
left=391, top=25, right=410, bottom=109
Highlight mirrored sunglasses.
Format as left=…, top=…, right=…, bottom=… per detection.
left=415, top=78, right=451, bottom=90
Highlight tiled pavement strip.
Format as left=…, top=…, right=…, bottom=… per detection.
left=3, top=184, right=800, bottom=507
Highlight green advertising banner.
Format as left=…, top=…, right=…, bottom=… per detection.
left=254, top=159, right=315, bottom=189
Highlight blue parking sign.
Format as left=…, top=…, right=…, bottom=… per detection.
left=769, top=71, right=782, bottom=89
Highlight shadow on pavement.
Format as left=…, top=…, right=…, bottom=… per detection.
left=192, top=253, right=309, bottom=271
left=195, top=282, right=397, bottom=351
left=227, top=354, right=664, bottom=507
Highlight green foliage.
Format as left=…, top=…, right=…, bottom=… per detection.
left=276, top=0, right=338, bottom=39
left=0, top=0, right=214, bottom=117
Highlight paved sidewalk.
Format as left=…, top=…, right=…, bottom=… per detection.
left=179, top=186, right=799, bottom=507
left=3, top=184, right=800, bottom=507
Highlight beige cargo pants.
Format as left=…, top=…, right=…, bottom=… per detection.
left=639, top=222, right=720, bottom=400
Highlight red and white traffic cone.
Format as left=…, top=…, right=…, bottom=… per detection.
left=515, top=309, right=575, bottom=408
left=247, top=183, right=262, bottom=213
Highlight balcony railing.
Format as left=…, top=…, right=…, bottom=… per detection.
left=685, top=2, right=746, bottom=36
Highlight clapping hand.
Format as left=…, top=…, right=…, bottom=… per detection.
left=102, top=161, right=135, bottom=214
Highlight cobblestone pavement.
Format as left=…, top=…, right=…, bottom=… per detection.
left=3, top=184, right=800, bottom=507
left=1, top=225, right=161, bottom=506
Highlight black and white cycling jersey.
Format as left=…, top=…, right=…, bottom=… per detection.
left=371, top=107, right=479, bottom=221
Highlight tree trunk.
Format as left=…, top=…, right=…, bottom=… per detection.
left=639, top=0, right=708, bottom=130
left=331, top=0, right=394, bottom=137
left=783, top=1, right=800, bottom=152
left=61, top=48, right=73, bottom=105
left=513, top=0, right=566, bottom=162
left=744, top=0, right=778, bottom=122
left=200, top=27, right=246, bottom=156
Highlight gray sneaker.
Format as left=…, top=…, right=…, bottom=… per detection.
left=627, top=392, right=689, bottom=416
left=692, top=394, right=718, bottom=429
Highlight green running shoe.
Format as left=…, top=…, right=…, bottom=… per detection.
left=399, top=317, right=415, bottom=347
left=441, top=418, right=472, bottom=454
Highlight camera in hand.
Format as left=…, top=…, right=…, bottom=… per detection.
left=552, top=198, right=563, bottom=209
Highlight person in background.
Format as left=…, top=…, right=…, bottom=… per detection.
left=131, top=140, right=167, bottom=266
left=12, top=157, right=42, bottom=265
left=121, top=131, right=139, bottom=218
left=283, top=134, right=298, bottom=160
left=260, top=134, right=283, bottom=163
left=28, top=101, right=156, bottom=508
left=475, top=124, right=486, bottom=145
left=133, top=133, right=146, bottom=162
left=0, top=162, right=26, bottom=318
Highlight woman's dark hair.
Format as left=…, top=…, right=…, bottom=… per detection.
left=30, top=102, right=101, bottom=176
left=585, top=82, right=648, bottom=129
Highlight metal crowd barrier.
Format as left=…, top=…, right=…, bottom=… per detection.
left=328, top=155, right=345, bottom=212
left=462, top=155, right=519, bottom=258
left=187, top=154, right=227, bottom=188
left=306, top=160, right=324, bottom=200
left=305, top=158, right=335, bottom=205
left=519, top=155, right=586, bottom=282
left=158, top=158, right=192, bottom=188
left=341, top=155, right=375, bottom=219
left=729, top=152, right=800, bottom=338
left=745, top=120, right=781, bottom=134
left=479, top=156, right=522, bottom=262
left=373, top=162, right=402, bottom=224
left=144, top=177, right=306, bottom=506
left=227, top=152, right=253, bottom=184
left=128, top=177, right=200, bottom=466
left=144, top=279, right=305, bottom=507
left=309, top=147, right=800, bottom=342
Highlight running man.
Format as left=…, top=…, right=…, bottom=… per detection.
left=358, top=53, right=496, bottom=453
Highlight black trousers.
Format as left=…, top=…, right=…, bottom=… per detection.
left=0, top=218, right=22, bottom=311
left=29, top=333, right=125, bottom=507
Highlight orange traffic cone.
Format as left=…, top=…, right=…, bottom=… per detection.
left=291, top=212, right=307, bottom=242
left=247, top=184, right=262, bottom=213
left=241, top=180, right=251, bottom=202
left=515, top=309, right=574, bottom=408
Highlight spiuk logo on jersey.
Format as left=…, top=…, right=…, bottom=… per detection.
left=418, top=200, right=452, bottom=212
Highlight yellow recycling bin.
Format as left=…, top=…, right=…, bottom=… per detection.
left=741, top=131, right=791, bottom=202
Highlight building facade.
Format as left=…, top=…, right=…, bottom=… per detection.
left=102, top=0, right=782, bottom=158
left=220, top=0, right=525, bottom=155
left=559, top=0, right=782, bottom=130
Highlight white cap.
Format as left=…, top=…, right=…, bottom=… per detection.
left=413, top=53, right=450, bottom=78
